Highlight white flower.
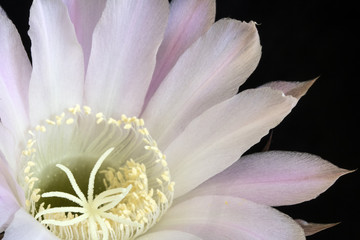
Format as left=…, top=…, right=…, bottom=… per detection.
left=0, top=0, right=350, bottom=239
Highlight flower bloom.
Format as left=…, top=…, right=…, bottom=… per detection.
left=0, top=0, right=351, bottom=239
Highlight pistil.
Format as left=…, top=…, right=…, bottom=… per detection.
left=35, top=148, right=140, bottom=240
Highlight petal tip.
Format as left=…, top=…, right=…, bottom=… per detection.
left=286, top=77, right=318, bottom=99
left=339, top=167, right=356, bottom=177
left=261, top=77, right=319, bottom=100
left=295, top=219, right=340, bottom=236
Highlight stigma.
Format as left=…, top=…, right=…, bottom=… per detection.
left=20, top=105, right=174, bottom=239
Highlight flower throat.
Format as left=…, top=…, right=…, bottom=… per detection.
left=20, top=105, right=174, bottom=239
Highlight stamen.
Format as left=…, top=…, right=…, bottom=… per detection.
left=35, top=206, right=86, bottom=219
left=42, top=214, right=89, bottom=227
left=96, top=215, right=109, bottom=240
left=100, top=212, right=140, bottom=227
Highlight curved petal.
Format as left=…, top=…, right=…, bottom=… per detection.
left=0, top=126, right=19, bottom=176
left=153, top=195, right=305, bottom=240
left=0, top=182, right=19, bottom=232
left=28, top=0, right=85, bottom=125
left=0, top=7, right=31, bottom=143
left=144, top=0, right=216, bottom=105
left=166, top=88, right=297, bottom=198
left=0, top=165, right=21, bottom=232
left=62, top=0, right=106, bottom=69
left=261, top=78, right=317, bottom=99
left=3, top=208, right=59, bottom=240
left=143, top=19, right=261, bottom=147
left=84, top=0, right=169, bottom=118
left=179, top=151, right=351, bottom=206
left=138, top=230, right=202, bottom=240
left=0, top=154, right=24, bottom=208
left=295, top=219, right=340, bottom=236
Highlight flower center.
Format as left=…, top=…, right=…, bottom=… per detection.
left=19, top=105, right=174, bottom=239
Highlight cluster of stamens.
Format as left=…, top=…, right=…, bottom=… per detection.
left=20, top=105, right=174, bottom=239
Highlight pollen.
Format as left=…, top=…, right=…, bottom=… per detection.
left=66, top=118, right=75, bottom=125
left=20, top=105, right=174, bottom=239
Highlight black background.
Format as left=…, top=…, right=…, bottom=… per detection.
left=0, top=0, right=358, bottom=239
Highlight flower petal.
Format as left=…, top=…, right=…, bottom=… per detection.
left=295, top=219, right=340, bottom=236
left=261, top=78, right=317, bottom=99
left=143, top=19, right=261, bottom=147
left=166, top=88, right=297, bottom=197
left=0, top=154, right=24, bottom=233
left=28, top=0, right=84, bottom=125
left=144, top=0, right=215, bottom=105
left=138, top=230, right=202, bottom=240
left=62, top=0, right=106, bottom=69
left=0, top=163, right=21, bottom=232
left=152, top=195, right=305, bottom=239
left=3, top=208, right=58, bottom=240
left=0, top=7, right=31, bottom=142
left=0, top=192, right=18, bottom=233
left=0, top=155, right=24, bottom=221
left=84, top=0, right=169, bottom=118
left=0, top=126, right=17, bottom=172
left=178, top=151, right=351, bottom=206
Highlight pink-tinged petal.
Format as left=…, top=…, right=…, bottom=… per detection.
left=143, top=20, right=261, bottom=148
left=144, top=0, right=216, bottom=105
left=0, top=82, right=27, bottom=150
left=138, top=230, right=202, bottom=240
left=178, top=151, right=351, bottom=206
left=28, top=0, right=84, bottom=125
left=152, top=195, right=305, bottom=240
left=0, top=193, right=18, bottom=232
left=261, top=78, right=317, bottom=99
left=84, top=0, right=169, bottom=118
left=0, top=172, right=19, bottom=232
left=3, top=208, right=59, bottom=240
left=166, top=88, right=297, bottom=198
left=295, top=219, right=340, bottom=236
left=0, top=7, right=31, bottom=143
left=0, top=155, right=25, bottom=232
left=0, top=154, right=24, bottom=208
left=62, top=0, right=106, bottom=69
left=0, top=126, right=18, bottom=173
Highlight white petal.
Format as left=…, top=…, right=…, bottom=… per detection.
left=84, top=0, right=169, bottom=118
left=165, top=88, right=297, bottom=198
left=0, top=126, right=18, bottom=172
left=0, top=189, right=18, bottom=232
left=0, top=7, right=31, bottom=143
left=261, top=78, right=317, bottom=99
left=295, top=219, right=340, bottom=236
left=0, top=163, right=21, bottom=232
left=143, top=20, right=261, bottom=147
left=3, top=208, right=59, bottom=240
left=62, top=0, right=106, bottom=68
left=144, top=0, right=215, bottom=104
left=0, top=154, right=24, bottom=207
left=153, top=195, right=305, bottom=240
left=179, top=151, right=351, bottom=206
left=28, top=0, right=84, bottom=125
left=138, top=230, right=202, bottom=240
